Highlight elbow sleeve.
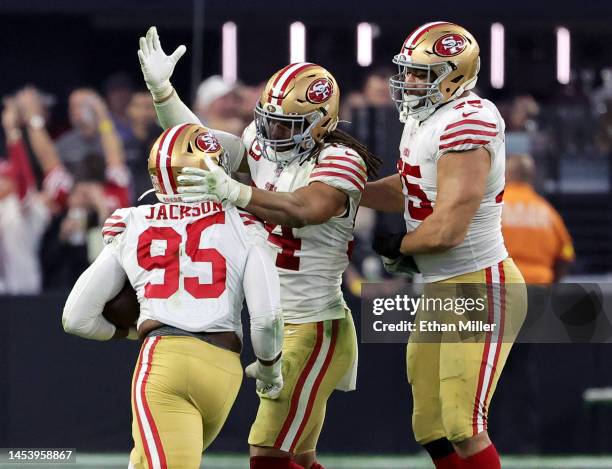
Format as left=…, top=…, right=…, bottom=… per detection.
left=243, top=240, right=283, bottom=361
left=62, top=246, right=126, bottom=341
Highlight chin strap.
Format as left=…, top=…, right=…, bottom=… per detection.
left=137, top=188, right=156, bottom=202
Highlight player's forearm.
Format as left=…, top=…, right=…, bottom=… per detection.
left=154, top=89, right=202, bottom=129
left=361, top=175, right=404, bottom=212
left=400, top=211, right=468, bottom=254
left=244, top=242, right=284, bottom=361
left=62, top=247, right=126, bottom=341
left=246, top=189, right=311, bottom=228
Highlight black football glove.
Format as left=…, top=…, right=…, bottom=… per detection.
left=372, top=232, right=406, bottom=259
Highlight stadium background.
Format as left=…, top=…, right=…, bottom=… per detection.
left=1, top=0, right=612, bottom=467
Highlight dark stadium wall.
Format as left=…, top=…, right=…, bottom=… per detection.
left=1, top=293, right=612, bottom=454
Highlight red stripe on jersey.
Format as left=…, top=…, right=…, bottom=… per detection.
left=310, top=170, right=364, bottom=191
left=315, top=163, right=366, bottom=184
left=444, top=119, right=497, bottom=132
left=104, top=222, right=126, bottom=228
left=275, top=322, right=325, bottom=448
left=102, top=230, right=121, bottom=237
left=289, top=321, right=339, bottom=453
left=320, top=155, right=366, bottom=173
left=440, top=128, right=498, bottom=141
left=439, top=138, right=491, bottom=150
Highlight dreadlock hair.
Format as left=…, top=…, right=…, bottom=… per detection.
left=304, top=128, right=382, bottom=179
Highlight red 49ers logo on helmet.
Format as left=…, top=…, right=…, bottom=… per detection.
left=195, top=132, right=221, bottom=153
left=306, top=78, right=333, bottom=104
left=434, top=34, right=467, bottom=57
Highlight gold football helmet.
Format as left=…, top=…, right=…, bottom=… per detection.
left=389, top=21, right=480, bottom=122
left=148, top=123, right=225, bottom=203
left=254, top=62, right=340, bottom=163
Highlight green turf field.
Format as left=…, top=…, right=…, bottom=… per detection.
left=1, top=453, right=611, bottom=468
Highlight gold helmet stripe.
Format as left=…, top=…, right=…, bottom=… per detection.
left=156, top=123, right=189, bottom=196
left=269, top=62, right=316, bottom=105
left=402, top=21, right=452, bottom=55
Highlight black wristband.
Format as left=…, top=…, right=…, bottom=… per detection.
left=257, top=351, right=282, bottom=367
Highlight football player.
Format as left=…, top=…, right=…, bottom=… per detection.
left=62, top=124, right=284, bottom=469
left=137, top=26, right=381, bottom=469
left=362, top=22, right=527, bottom=469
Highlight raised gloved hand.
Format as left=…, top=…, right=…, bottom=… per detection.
left=245, top=359, right=283, bottom=400
left=137, top=26, right=186, bottom=101
left=177, top=157, right=252, bottom=207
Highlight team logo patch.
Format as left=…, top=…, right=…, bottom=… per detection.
left=195, top=132, right=221, bottom=153
left=433, top=34, right=467, bottom=57
left=249, top=140, right=262, bottom=161
left=306, top=78, right=333, bottom=104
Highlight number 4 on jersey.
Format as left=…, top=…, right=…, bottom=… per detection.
left=264, top=223, right=301, bottom=271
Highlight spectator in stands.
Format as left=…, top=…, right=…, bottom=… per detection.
left=193, top=75, right=243, bottom=135
left=103, top=72, right=135, bottom=142
left=57, top=88, right=128, bottom=181
left=502, top=153, right=575, bottom=283
left=0, top=97, right=53, bottom=294
left=123, top=90, right=161, bottom=201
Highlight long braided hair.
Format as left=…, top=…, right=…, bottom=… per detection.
left=304, top=128, right=382, bottom=179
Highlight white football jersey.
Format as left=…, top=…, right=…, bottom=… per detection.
left=102, top=201, right=264, bottom=333
left=242, top=122, right=366, bottom=323
left=398, top=93, right=508, bottom=282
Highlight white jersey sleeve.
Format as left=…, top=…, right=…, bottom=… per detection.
left=309, top=146, right=367, bottom=198
left=62, top=245, right=127, bottom=341
left=435, top=103, right=501, bottom=161
left=154, top=91, right=246, bottom=173
left=154, top=90, right=201, bottom=129
left=102, top=208, right=131, bottom=245
left=243, top=236, right=283, bottom=362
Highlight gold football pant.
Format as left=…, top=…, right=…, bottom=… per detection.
left=129, top=336, right=242, bottom=469
left=249, top=310, right=357, bottom=454
left=407, top=258, right=527, bottom=444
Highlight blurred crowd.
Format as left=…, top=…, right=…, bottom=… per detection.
left=0, top=74, right=263, bottom=294
left=2, top=66, right=612, bottom=294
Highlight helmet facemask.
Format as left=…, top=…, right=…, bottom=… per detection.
left=254, top=102, right=323, bottom=164
left=389, top=55, right=454, bottom=123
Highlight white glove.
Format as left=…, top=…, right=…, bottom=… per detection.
left=177, top=157, right=252, bottom=207
left=245, top=359, right=283, bottom=400
left=381, top=255, right=420, bottom=278
left=137, top=26, right=186, bottom=101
